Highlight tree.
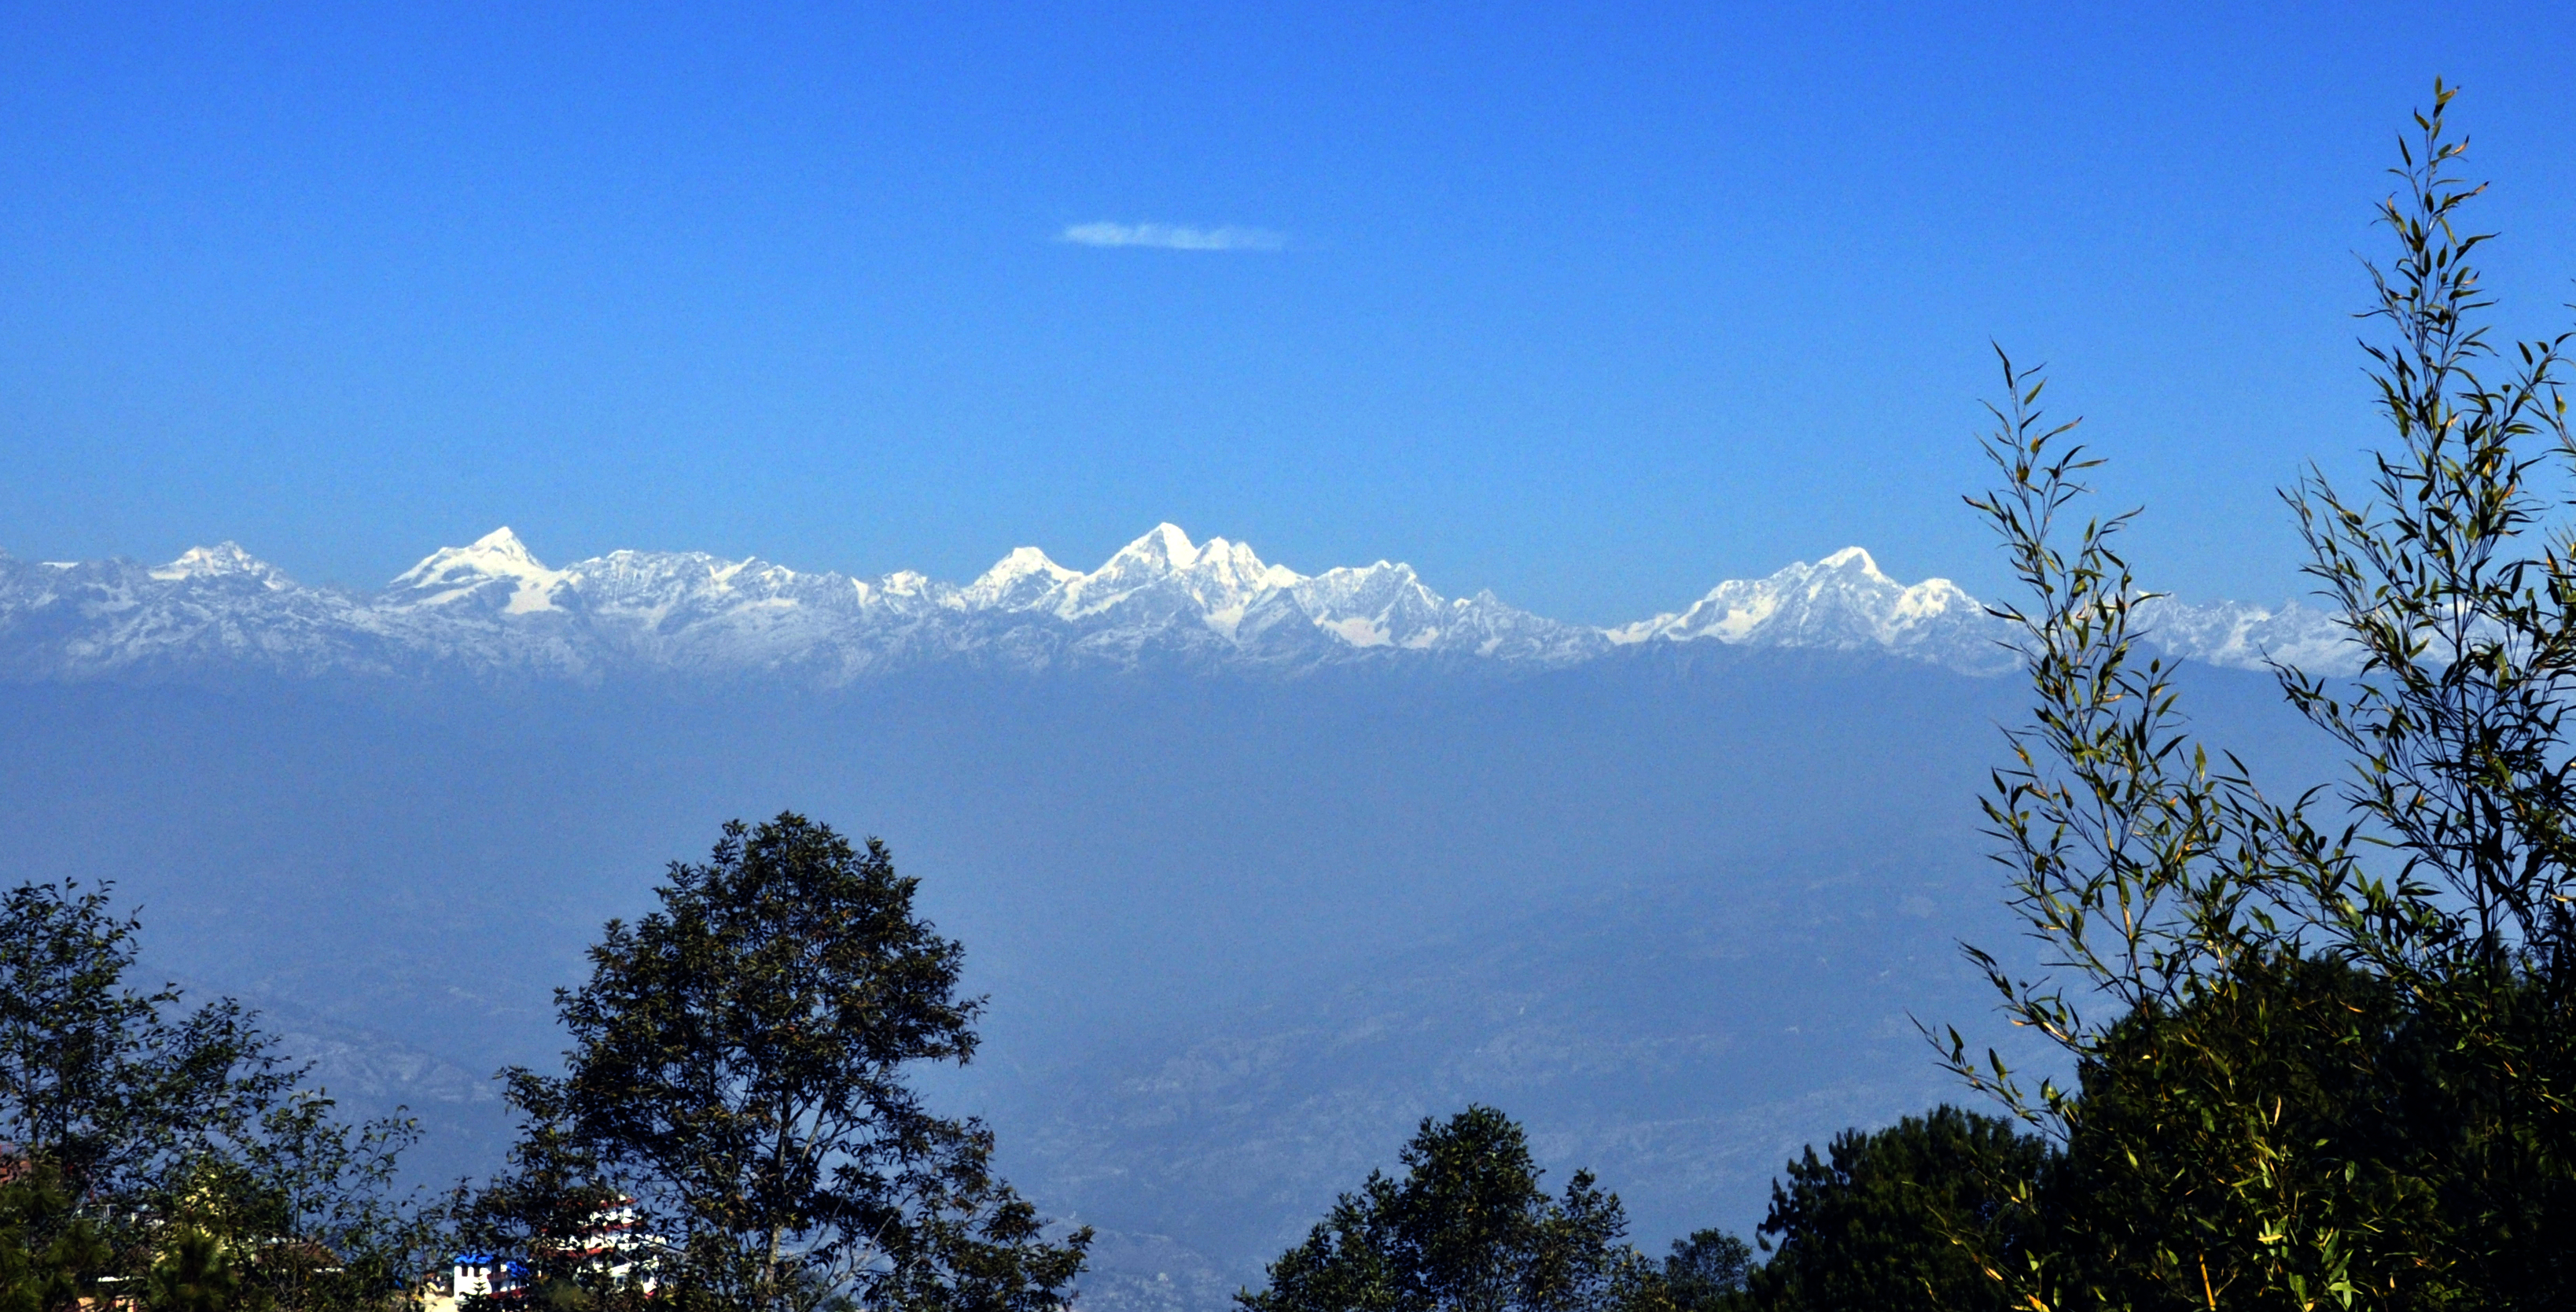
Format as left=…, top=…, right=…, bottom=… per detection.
left=147, top=1229, right=241, bottom=1312
left=2035, top=956, right=2462, bottom=1311
left=1944, top=81, right=2576, bottom=1308
left=487, top=813, right=1087, bottom=1312
left=186, top=1091, right=445, bottom=1312
left=2274, top=76, right=2576, bottom=1306
left=0, top=880, right=437, bottom=1312
left=1239, top=1105, right=1660, bottom=1312
left=1746, top=1107, right=2041, bottom=1312
left=0, top=881, right=290, bottom=1203
left=0, top=1166, right=110, bottom=1312
left=1658, top=1230, right=1750, bottom=1312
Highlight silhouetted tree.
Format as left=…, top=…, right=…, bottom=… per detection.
left=0, top=881, right=289, bottom=1203
left=486, top=813, right=1087, bottom=1312
left=1659, top=1230, right=1750, bottom=1312
left=1746, top=1107, right=2039, bottom=1312
left=0, top=881, right=433, bottom=1312
left=1240, top=1105, right=1660, bottom=1312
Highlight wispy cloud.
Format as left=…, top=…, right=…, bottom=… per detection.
left=1059, top=221, right=1287, bottom=252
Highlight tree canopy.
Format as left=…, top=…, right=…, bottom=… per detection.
left=1239, top=1105, right=1658, bottom=1312
left=1746, top=1107, right=2039, bottom=1312
left=0, top=880, right=434, bottom=1312
left=477, top=813, right=1087, bottom=1312
left=1658, top=1230, right=1749, bottom=1312
left=1928, top=80, right=2576, bottom=1310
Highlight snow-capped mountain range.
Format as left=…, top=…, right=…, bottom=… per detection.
left=0, top=525, right=2354, bottom=683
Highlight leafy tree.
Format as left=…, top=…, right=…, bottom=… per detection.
left=0, top=880, right=436, bottom=1312
left=2274, top=76, right=2576, bottom=1306
left=0, top=881, right=290, bottom=1203
left=0, top=1166, right=111, bottom=1312
left=1658, top=1230, right=1750, bottom=1312
left=1239, top=1105, right=1660, bottom=1312
left=1941, top=81, right=2576, bottom=1308
left=454, top=1085, right=634, bottom=1312
left=148, top=1229, right=241, bottom=1312
left=182, top=1092, right=445, bottom=1312
left=485, top=813, right=1087, bottom=1312
left=2037, top=954, right=2470, bottom=1310
left=1746, top=1107, right=2041, bottom=1312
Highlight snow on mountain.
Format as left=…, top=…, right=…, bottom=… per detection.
left=1606, top=546, right=2013, bottom=674
left=386, top=527, right=572, bottom=614
left=961, top=548, right=1084, bottom=612
left=2129, top=597, right=2358, bottom=674
left=150, top=541, right=296, bottom=589
left=0, top=529, right=2357, bottom=684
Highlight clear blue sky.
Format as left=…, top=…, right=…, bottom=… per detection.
left=4, top=3, right=2573, bottom=622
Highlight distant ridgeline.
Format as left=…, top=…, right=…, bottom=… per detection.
left=0, top=524, right=2351, bottom=683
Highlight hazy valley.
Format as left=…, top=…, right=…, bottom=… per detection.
left=0, top=525, right=2349, bottom=1307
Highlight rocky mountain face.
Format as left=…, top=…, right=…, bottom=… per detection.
left=0, top=525, right=2356, bottom=681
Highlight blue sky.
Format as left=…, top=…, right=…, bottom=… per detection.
left=3, top=3, right=2573, bottom=622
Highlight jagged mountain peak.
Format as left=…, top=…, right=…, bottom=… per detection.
left=473, top=525, right=535, bottom=554
left=151, top=541, right=293, bottom=588
left=1599, top=548, right=2001, bottom=672
left=391, top=526, right=543, bottom=582
left=1047, top=525, right=1308, bottom=631
left=962, top=547, right=1083, bottom=611
left=1815, top=545, right=1884, bottom=575
left=0, top=525, right=2361, bottom=683
left=1093, top=525, right=1299, bottom=584
left=979, top=546, right=1080, bottom=586
left=388, top=526, right=572, bottom=614
left=1125, top=522, right=1203, bottom=569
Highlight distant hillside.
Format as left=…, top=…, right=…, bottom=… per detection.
left=0, top=617, right=2342, bottom=1310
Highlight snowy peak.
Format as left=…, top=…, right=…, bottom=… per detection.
left=1123, top=525, right=1286, bottom=585
left=1132, top=523, right=1202, bottom=570
left=1816, top=545, right=1883, bottom=576
left=1077, top=523, right=1225, bottom=594
left=1043, top=525, right=1308, bottom=636
left=0, top=525, right=2362, bottom=683
left=1294, top=562, right=1444, bottom=650
left=388, top=528, right=572, bottom=614
left=389, top=526, right=539, bottom=583
left=962, top=547, right=1082, bottom=610
left=151, top=542, right=293, bottom=589
left=2129, top=597, right=2354, bottom=675
left=1608, top=548, right=2003, bottom=672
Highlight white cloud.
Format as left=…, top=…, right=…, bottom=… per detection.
left=1059, top=221, right=1286, bottom=252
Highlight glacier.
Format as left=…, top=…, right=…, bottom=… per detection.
left=0, top=524, right=2359, bottom=682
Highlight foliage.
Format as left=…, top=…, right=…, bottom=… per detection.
left=453, top=1084, right=636, bottom=1312
left=0, top=1166, right=110, bottom=1312
left=1658, top=1230, right=1750, bottom=1312
left=179, top=1092, right=446, bottom=1312
left=2276, top=74, right=2576, bottom=1306
left=2034, top=956, right=2454, bottom=1309
left=148, top=1229, right=242, bottom=1312
left=1936, top=81, right=2576, bottom=1310
left=1743, top=1107, right=2040, bottom=1312
left=0, top=880, right=292, bottom=1202
left=0, top=880, right=436, bottom=1312
left=482, top=813, right=1087, bottom=1312
left=1239, top=1105, right=1662, bottom=1312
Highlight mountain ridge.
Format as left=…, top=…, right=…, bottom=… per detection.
left=0, top=525, right=2357, bottom=682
